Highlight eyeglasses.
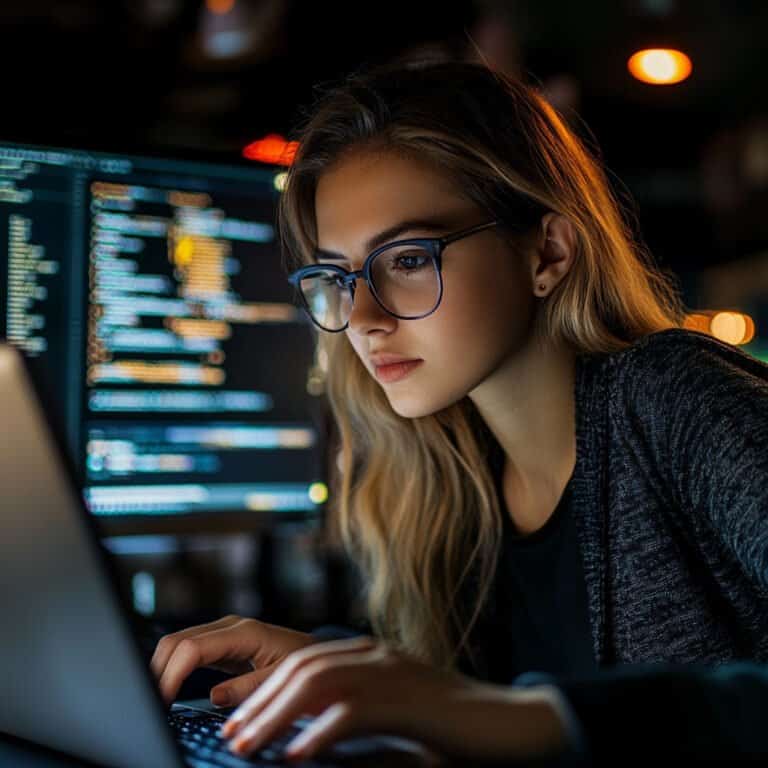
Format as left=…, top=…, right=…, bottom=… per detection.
left=286, top=220, right=499, bottom=332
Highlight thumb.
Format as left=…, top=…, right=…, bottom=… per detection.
left=209, top=664, right=277, bottom=708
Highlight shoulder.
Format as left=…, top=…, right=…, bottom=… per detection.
left=573, top=328, right=768, bottom=462
left=573, top=327, right=768, bottom=446
left=604, top=328, right=768, bottom=407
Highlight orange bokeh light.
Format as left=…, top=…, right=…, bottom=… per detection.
left=628, top=49, right=692, bottom=85
left=206, top=0, right=236, bottom=15
left=242, top=134, right=298, bottom=166
left=683, top=311, right=755, bottom=345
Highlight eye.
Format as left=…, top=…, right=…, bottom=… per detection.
left=319, top=272, right=345, bottom=288
left=395, top=252, right=429, bottom=270
left=383, top=248, right=431, bottom=272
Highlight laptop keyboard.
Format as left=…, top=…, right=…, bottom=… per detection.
left=168, top=709, right=318, bottom=767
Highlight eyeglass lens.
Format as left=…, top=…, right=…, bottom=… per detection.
left=299, top=243, right=439, bottom=330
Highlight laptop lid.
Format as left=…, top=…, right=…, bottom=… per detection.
left=0, top=343, right=185, bottom=768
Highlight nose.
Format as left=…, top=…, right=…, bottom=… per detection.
left=347, top=277, right=396, bottom=334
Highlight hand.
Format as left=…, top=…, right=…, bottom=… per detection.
left=150, top=614, right=317, bottom=707
left=218, top=635, right=569, bottom=763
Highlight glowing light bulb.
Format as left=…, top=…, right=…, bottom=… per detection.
left=628, top=49, right=692, bottom=85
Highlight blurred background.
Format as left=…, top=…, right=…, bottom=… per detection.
left=1, top=0, right=767, bottom=695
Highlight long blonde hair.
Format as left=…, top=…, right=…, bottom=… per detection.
left=278, top=60, right=687, bottom=672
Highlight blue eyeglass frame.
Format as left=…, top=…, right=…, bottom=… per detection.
left=286, top=219, right=499, bottom=332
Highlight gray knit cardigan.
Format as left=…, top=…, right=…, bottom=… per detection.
left=570, top=326, right=768, bottom=667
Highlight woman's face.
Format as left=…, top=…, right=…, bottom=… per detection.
left=314, top=148, right=539, bottom=418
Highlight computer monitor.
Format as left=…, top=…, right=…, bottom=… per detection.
left=0, top=139, right=329, bottom=536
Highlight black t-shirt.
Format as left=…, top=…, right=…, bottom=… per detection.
left=472, top=450, right=597, bottom=684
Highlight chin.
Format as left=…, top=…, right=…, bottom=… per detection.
left=388, top=401, right=432, bottom=419
left=385, top=390, right=461, bottom=420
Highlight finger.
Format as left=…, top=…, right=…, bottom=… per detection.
left=224, top=647, right=377, bottom=749
left=227, top=662, right=349, bottom=758
left=150, top=615, right=239, bottom=679
left=209, top=662, right=279, bottom=708
left=231, top=635, right=374, bottom=722
left=283, top=702, right=357, bottom=761
left=157, top=621, right=267, bottom=705
left=150, top=615, right=240, bottom=678
left=221, top=635, right=375, bottom=737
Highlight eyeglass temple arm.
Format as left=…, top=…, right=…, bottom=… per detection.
left=439, top=219, right=498, bottom=246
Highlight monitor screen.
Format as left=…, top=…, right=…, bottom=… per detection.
left=0, top=139, right=328, bottom=534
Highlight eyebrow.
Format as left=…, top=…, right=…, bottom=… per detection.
left=314, top=217, right=454, bottom=263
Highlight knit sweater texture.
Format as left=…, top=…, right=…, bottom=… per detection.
left=567, top=327, right=768, bottom=667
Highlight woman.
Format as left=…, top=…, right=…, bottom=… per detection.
left=151, top=59, right=768, bottom=763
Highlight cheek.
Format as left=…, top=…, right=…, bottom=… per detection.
left=416, top=270, right=536, bottom=400
left=344, top=333, right=375, bottom=377
left=435, top=265, right=533, bottom=347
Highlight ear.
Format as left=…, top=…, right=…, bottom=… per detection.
left=529, top=212, right=578, bottom=298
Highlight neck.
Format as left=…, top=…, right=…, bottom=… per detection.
left=468, top=331, right=577, bottom=533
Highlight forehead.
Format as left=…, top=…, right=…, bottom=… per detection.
left=314, top=149, right=472, bottom=248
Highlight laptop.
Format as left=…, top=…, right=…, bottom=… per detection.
left=0, top=343, right=441, bottom=768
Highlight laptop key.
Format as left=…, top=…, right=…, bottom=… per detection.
left=170, top=710, right=304, bottom=766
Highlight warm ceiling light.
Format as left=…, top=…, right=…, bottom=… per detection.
left=628, top=48, right=692, bottom=85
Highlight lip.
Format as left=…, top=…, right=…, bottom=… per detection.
left=369, top=353, right=422, bottom=367
left=374, top=359, right=423, bottom=383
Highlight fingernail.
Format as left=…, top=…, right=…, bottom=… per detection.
left=284, top=741, right=305, bottom=760
left=211, top=690, right=231, bottom=707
